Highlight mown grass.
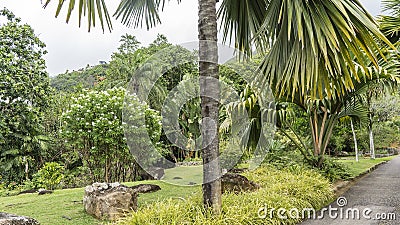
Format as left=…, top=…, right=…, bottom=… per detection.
left=336, top=155, right=398, bottom=178
left=162, top=165, right=203, bottom=186
left=0, top=180, right=199, bottom=225
left=0, top=187, right=97, bottom=225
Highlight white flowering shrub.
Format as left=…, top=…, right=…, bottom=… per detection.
left=61, top=87, right=161, bottom=182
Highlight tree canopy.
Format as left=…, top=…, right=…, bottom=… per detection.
left=0, top=8, right=51, bottom=183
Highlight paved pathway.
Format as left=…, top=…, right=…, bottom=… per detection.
left=300, top=156, right=400, bottom=225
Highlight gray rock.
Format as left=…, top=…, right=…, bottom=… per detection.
left=221, top=173, right=260, bottom=194
left=37, top=189, right=53, bottom=195
left=83, top=182, right=137, bottom=221
left=130, top=184, right=161, bottom=194
left=0, top=212, right=39, bottom=225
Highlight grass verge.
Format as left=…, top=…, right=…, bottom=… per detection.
left=336, top=155, right=397, bottom=179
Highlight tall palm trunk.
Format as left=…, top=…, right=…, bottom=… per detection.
left=369, top=113, right=376, bottom=159
left=198, top=0, right=221, bottom=212
left=350, top=119, right=359, bottom=162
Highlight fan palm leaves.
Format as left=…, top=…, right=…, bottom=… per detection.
left=380, top=0, right=400, bottom=40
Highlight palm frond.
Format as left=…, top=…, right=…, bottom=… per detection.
left=255, top=0, right=393, bottom=101
left=43, top=0, right=113, bottom=32
left=114, top=0, right=181, bottom=29
left=381, top=0, right=400, bottom=38
left=218, top=0, right=269, bottom=55
left=339, top=97, right=369, bottom=125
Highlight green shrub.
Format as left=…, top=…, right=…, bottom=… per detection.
left=316, top=157, right=351, bottom=182
left=61, top=87, right=162, bottom=182
left=33, top=162, right=64, bottom=190
left=118, top=166, right=333, bottom=225
left=62, top=166, right=92, bottom=188
left=262, top=140, right=304, bottom=169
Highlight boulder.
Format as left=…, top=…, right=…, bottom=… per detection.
left=221, top=173, right=260, bottom=194
left=130, top=184, right=161, bottom=194
left=0, top=212, right=39, bottom=225
left=83, top=182, right=137, bottom=220
left=37, top=189, right=53, bottom=195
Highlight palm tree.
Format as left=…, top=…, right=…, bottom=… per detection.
left=350, top=118, right=360, bottom=162
left=221, top=0, right=397, bottom=167
left=43, top=0, right=395, bottom=209
left=363, top=79, right=398, bottom=159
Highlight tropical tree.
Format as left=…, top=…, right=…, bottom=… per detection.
left=350, top=118, right=360, bottom=162
left=0, top=8, right=51, bottom=183
left=61, top=87, right=162, bottom=182
left=221, top=0, right=398, bottom=167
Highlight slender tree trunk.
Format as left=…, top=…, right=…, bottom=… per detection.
left=350, top=119, right=359, bottom=162
left=369, top=128, right=375, bottom=159
left=309, top=107, right=337, bottom=168
left=198, top=0, right=221, bottom=213
left=368, top=113, right=375, bottom=159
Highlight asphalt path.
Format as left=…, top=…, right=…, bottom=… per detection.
left=300, top=156, right=400, bottom=225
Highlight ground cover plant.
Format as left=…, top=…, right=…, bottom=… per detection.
left=119, top=165, right=334, bottom=225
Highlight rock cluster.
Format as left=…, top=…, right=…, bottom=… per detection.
left=0, top=212, right=39, bottom=225
left=221, top=173, right=260, bottom=194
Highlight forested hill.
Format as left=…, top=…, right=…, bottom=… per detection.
left=50, top=64, right=107, bottom=92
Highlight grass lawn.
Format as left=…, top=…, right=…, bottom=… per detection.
left=1, top=157, right=397, bottom=225
left=162, top=165, right=203, bottom=186
left=337, top=155, right=398, bottom=178
left=0, top=180, right=199, bottom=225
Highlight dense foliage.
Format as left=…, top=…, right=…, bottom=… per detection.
left=61, top=87, right=161, bottom=183
left=32, top=162, right=64, bottom=190
left=50, top=64, right=107, bottom=92
left=0, top=9, right=51, bottom=184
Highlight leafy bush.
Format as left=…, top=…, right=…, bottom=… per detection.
left=119, top=166, right=333, bottom=225
left=61, top=87, right=162, bottom=182
left=315, top=157, right=351, bottom=182
left=262, top=140, right=305, bottom=169
left=33, top=162, right=64, bottom=190
left=62, top=166, right=92, bottom=188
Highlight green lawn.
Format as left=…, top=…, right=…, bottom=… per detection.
left=1, top=157, right=397, bottom=225
left=337, top=155, right=398, bottom=178
left=162, top=165, right=203, bottom=186
left=0, top=180, right=199, bottom=225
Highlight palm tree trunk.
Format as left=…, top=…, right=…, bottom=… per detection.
left=369, top=114, right=375, bottom=159
left=350, top=119, right=359, bottom=162
left=198, top=0, right=221, bottom=213
left=309, top=107, right=337, bottom=168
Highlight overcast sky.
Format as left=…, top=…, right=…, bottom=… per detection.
left=0, top=0, right=382, bottom=76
